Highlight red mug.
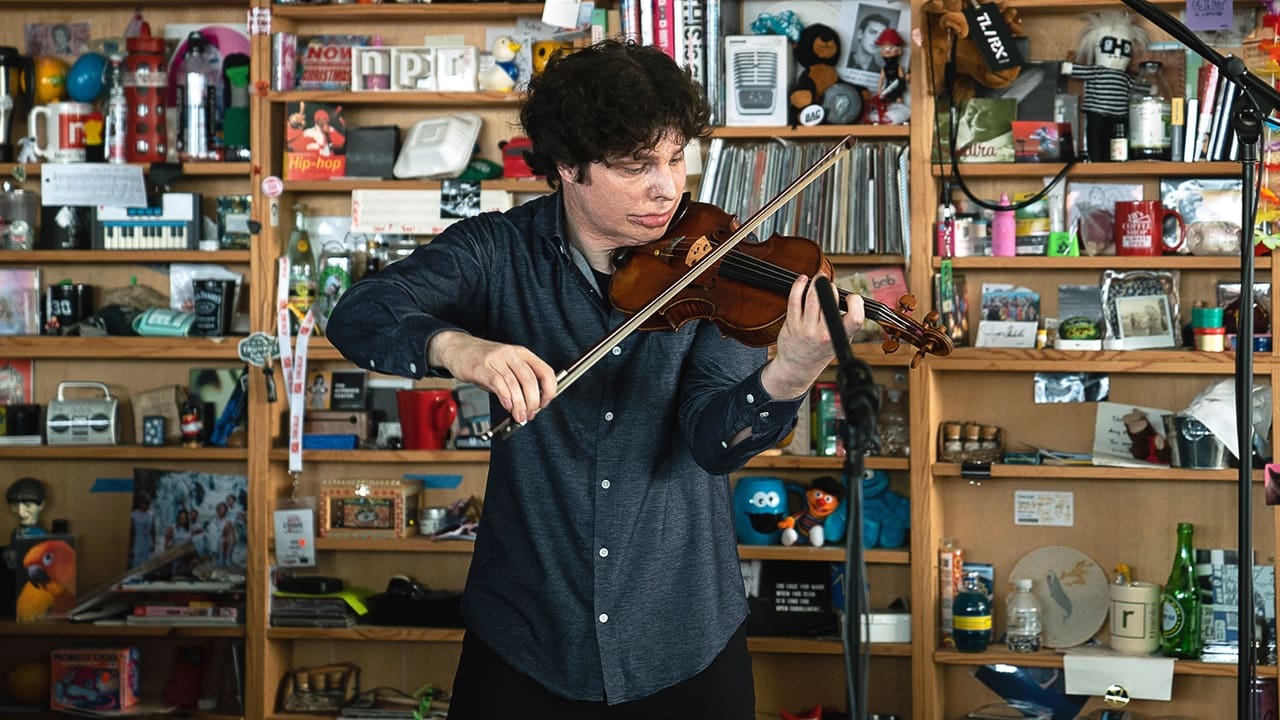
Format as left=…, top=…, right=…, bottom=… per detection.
left=396, top=389, right=458, bottom=450
left=1114, top=200, right=1185, bottom=256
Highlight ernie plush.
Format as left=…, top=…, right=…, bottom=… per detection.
left=777, top=476, right=843, bottom=547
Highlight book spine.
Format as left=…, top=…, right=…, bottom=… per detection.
left=653, top=0, right=676, bottom=58
left=705, top=0, right=722, bottom=125
left=682, top=0, right=707, bottom=89
left=591, top=8, right=607, bottom=44
left=272, top=32, right=297, bottom=92
left=134, top=604, right=238, bottom=618
left=639, top=0, right=655, bottom=47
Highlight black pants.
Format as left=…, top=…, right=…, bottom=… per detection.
left=446, top=623, right=754, bottom=719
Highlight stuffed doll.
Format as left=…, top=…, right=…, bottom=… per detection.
left=861, top=470, right=910, bottom=549
left=922, top=0, right=1023, bottom=103
left=778, top=475, right=843, bottom=547
left=1061, top=10, right=1149, bottom=161
left=867, top=27, right=910, bottom=125
left=788, top=23, right=851, bottom=127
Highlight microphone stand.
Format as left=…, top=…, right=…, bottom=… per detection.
left=1115, top=2, right=1280, bottom=714
left=813, top=275, right=880, bottom=720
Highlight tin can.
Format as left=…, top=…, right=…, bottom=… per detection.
left=418, top=506, right=449, bottom=536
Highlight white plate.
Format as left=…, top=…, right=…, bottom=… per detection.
left=1008, top=545, right=1110, bottom=648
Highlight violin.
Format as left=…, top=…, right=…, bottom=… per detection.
left=610, top=195, right=953, bottom=366
left=482, top=136, right=950, bottom=441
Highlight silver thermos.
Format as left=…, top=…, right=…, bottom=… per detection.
left=0, top=47, right=33, bottom=162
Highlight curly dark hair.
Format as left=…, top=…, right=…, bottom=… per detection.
left=519, top=39, right=712, bottom=188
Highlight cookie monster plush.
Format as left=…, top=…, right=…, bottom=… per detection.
left=862, top=469, right=909, bottom=548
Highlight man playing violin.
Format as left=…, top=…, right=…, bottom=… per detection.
left=326, top=39, right=865, bottom=719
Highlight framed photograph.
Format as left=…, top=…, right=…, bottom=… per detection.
left=130, top=468, right=249, bottom=573
left=837, top=1, right=909, bottom=89
left=1101, top=269, right=1180, bottom=349
left=319, top=478, right=407, bottom=538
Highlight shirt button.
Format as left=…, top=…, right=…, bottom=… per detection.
left=746, top=393, right=755, bottom=404
left=599, top=613, right=609, bottom=624
left=601, top=479, right=611, bottom=489
left=599, top=547, right=609, bottom=558
left=604, top=411, right=614, bottom=422
left=611, top=346, right=622, bottom=355
left=409, top=362, right=417, bottom=373
left=759, top=411, right=770, bottom=419
left=369, top=359, right=377, bottom=368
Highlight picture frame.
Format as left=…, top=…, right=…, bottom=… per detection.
left=1101, top=269, right=1180, bottom=349
left=319, top=478, right=407, bottom=538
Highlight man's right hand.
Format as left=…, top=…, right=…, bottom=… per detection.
left=427, top=330, right=557, bottom=425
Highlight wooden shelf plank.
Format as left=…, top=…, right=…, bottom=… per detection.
left=748, top=637, right=911, bottom=656
left=306, top=536, right=908, bottom=564
left=931, top=160, right=1242, bottom=177
left=267, top=626, right=465, bottom=642
left=273, top=447, right=909, bottom=471
left=0, top=336, right=244, bottom=360
left=932, top=462, right=1259, bottom=484
left=928, top=347, right=1265, bottom=374
left=712, top=125, right=910, bottom=140
left=0, top=620, right=244, bottom=637
left=270, top=90, right=520, bottom=106
left=932, top=255, right=1270, bottom=271
left=0, top=250, right=251, bottom=264
left=0, top=162, right=249, bottom=177
left=0, top=446, right=247, bottom=461
left=934, top=648, right=1279, bottom=677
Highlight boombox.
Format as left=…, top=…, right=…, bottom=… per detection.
left=46, top=381, right=120, bottom=446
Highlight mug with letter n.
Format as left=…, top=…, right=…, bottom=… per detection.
left=28, top=101, right=92, bottom=163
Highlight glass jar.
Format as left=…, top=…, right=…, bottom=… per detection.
left=1128, top=60, right=1172, bottom=160
left=953, top=571, right=992, bottom=652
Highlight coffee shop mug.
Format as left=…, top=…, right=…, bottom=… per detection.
left=28, top=101, right=91, bottom=163
left=1113, top=200, right=1185, bottom=256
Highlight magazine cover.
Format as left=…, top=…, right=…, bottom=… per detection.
left=12, top=534, right=76, bottom=621
left=0, top=358, right=33, bottom=404
left=129, top=468, right=248, bottom=573
left=284, top=100, right=347, bottom=180
left=296, top=34, right=370, bottom=90
left=0, top=268, right=40, bottom=335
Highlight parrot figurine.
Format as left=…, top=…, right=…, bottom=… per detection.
left=16, top=538, right=76, bottom=621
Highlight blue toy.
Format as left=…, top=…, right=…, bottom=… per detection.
left=861, top=469, right=909, bottom=548
left=733, top=476, right=792, bottom=545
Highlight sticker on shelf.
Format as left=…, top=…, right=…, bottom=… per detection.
left=262, top=175, right=284, bottom=198
left=1014, top=490, right=1074, bottom=527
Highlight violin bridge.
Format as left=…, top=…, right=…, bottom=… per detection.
left=683, top=236, right=713, bottom=267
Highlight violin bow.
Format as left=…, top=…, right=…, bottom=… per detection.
left=482, top=135, right=858, bottom=441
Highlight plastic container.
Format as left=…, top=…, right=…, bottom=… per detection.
left=1005, top=578, right=1043, bottom=652
left=990, top=193, right=1015, bottom=256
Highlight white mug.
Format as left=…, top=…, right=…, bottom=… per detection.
left=29, top=101, right=92, bottom=163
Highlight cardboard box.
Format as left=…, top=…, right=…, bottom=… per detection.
left=50, top=646, right=140, bottom=712
left=724, top=35, right=791, bottom=127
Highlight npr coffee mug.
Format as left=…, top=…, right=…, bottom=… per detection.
left=29, top=101, right=91, bottom=163
left=1114, top=200, right=1185, bottom=256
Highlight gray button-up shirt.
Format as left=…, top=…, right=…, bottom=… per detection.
left=326, top=191, right=803, bottom=703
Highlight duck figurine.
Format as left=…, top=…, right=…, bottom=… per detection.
left=479, top=36, right=522, bottom=92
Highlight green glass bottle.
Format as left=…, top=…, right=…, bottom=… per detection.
left=286, top=203, right=316, bottom=334
left=1160, top=522, right=1203, bottom=659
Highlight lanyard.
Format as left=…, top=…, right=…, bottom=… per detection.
left=277, top=258, right=314, bottom=476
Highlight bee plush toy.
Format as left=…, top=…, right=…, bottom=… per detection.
left=778, top=475, right=844, bottom=547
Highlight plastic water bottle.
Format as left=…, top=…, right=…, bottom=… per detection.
left=991, top=192, right=1016, bottom=256
left=1005, top=577, right=1043, bottom=653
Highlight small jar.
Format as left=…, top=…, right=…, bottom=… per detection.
left=942, top=422, right=963, bottom=455
left=980, top=425, right=1000, bottom=450
left=962, top=423, right=982, bottom=452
